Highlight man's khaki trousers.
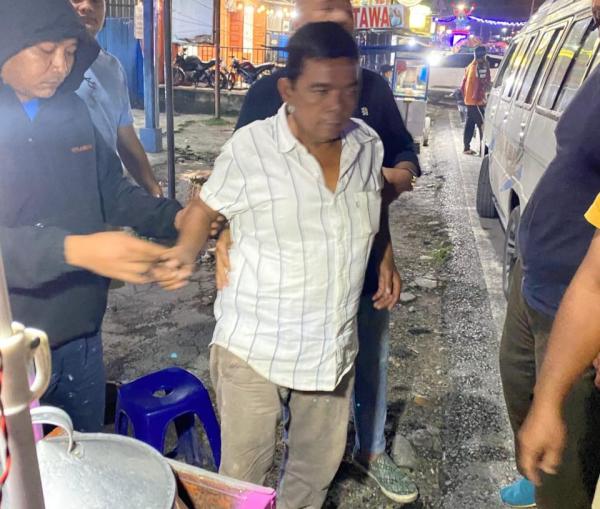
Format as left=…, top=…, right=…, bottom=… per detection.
left=210, top=345, right=354, bottom=509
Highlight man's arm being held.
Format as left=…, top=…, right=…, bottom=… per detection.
left=518, top=230, right=600, bottom=485
left=157, top=198, right=219, bottom=290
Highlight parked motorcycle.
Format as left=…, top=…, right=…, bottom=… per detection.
left=172, top=48, right=227, bottom=89
left=228, top=57, right=276, bottom=90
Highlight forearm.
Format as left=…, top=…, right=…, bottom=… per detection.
left=534, top=237, right=600, bottom=411
left=117, top=126, right=161, bottom=195
left=382, top=165, right=417, bottom=201
left=177, top=199, right=218, bottom=257
left=372, top=204, right=391, bottom=254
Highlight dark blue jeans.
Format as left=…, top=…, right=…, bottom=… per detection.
left=41, top=333, right=106, bottom=432
left=353, top=295, right=390, bottom=456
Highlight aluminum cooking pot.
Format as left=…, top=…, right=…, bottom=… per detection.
left=31, top=407, right=177, bottom=509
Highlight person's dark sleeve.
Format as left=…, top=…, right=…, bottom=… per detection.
left=235, top=74, right=283, bottom=130
left=373, top=74, right=421, bottom=175
left=94, top=129, right=182, bottom=239
left=0, top=224, right=77, bottom=289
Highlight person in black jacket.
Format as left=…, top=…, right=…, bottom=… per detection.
left=0, top=0, right=188, bottom=432
left=216, top=0, right=420, bottom=503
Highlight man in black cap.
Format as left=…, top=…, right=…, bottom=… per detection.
left=0, top=0, right=187, bottom=431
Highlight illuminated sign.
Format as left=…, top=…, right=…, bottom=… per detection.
left=353, top=5, right=405, bottom=30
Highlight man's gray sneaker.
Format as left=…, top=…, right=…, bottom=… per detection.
left=352, top=452, right=419, bottom=504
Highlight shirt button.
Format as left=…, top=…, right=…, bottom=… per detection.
left=35, top=223, right=44, bottom=229
left=28, top=138, right=33, bottom=143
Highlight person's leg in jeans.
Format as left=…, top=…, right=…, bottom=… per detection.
left=41, top=333, right=105, bottom=432
left=354, top=294, right=389, bottom=459
left=277, top=368, right=354, bottom=509
left=210, top=345, right=280, bottom=485
left=352, top=295, right=418, bottom=504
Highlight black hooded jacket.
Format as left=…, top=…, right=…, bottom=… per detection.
left=0, top=0, right=182, bottom=347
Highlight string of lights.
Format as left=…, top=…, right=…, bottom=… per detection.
left=435, top=15, right=526, bottom=27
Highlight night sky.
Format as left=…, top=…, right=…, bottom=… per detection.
left=442, top=0, right=542, bottom=20
left=476, top=0, right=541, bottom=19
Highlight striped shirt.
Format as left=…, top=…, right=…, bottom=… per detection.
left=200, top=104, right=384, bottom=391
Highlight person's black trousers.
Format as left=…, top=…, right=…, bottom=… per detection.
left=463, top=105, right=485, bottom=151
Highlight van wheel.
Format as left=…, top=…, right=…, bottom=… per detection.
left=476, top=156, right=498, bottom=218
left=503, top=206, right=520, bottom=300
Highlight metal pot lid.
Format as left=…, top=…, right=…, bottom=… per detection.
left=32, top=407, right=176, bottom=509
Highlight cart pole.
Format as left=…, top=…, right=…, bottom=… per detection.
left=0, top=248, right=45, bottom=509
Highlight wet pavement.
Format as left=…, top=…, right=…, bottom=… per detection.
left=103, top=105, right=518, bottom=507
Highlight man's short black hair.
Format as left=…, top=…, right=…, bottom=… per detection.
left=286, top=22, right=359, bottom=82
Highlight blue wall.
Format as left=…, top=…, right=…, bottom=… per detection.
left=97, top=18, right=144, bottom=107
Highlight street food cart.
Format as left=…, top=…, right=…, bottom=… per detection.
left=391, top=52, right=432, bottom=148
left=0, top=241, right=276, bottom=509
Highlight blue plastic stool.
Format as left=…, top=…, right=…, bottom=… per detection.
left=115, top=367, right=221, bottom=468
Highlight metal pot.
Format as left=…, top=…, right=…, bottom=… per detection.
left=31, top=407, right=177, bottom=509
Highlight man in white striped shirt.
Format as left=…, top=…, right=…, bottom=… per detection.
left=161, top=22, right=384, bottom=508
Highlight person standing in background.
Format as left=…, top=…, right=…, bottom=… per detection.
left=462, top=45, right=490, bottom=156
left=71, top=0, right=163, bottom=197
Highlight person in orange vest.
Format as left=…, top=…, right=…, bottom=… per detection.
left=461, top=45, right=491, bottom=155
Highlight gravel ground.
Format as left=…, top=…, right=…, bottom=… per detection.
left=102, top=105, right=518, bottom=508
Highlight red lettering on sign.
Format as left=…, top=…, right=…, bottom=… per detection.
left=381, top=6, right=390, bottom=28
left=359, top=8, right=368, bottom=29
left=354, top=5, right=395, bottom=29
left=368, top=7, right=381, bottom=28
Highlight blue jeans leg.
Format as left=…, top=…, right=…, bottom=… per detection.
left=41, top=333, right=106, bottom=432
left=353, top=295, right=390, bottom=457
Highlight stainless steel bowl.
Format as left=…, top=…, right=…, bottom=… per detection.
left=32, top=407, right=177, bottom=509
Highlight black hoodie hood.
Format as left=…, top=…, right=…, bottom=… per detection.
left=0, top=0, right=100, bottom=94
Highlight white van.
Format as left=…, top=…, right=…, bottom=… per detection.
left=476, top=0, right=600, bottom=296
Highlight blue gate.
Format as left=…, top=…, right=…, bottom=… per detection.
left=97, top=17, right=144, bottom=107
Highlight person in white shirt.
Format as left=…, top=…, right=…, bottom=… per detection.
left=160, top=22, right=384, bottom=509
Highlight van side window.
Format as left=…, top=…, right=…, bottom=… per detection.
left=555, top=23, right=599, bottom=112
left=494, top=43, right=519, bottom=89
left=503, top=36, right=537, bottom=99
left=538, top=19, right=591, bottom=110
left=517, top=29, right=563, bottom=104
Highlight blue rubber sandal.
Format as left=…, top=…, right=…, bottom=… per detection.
left=500, top=478, right=536, bottom=508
